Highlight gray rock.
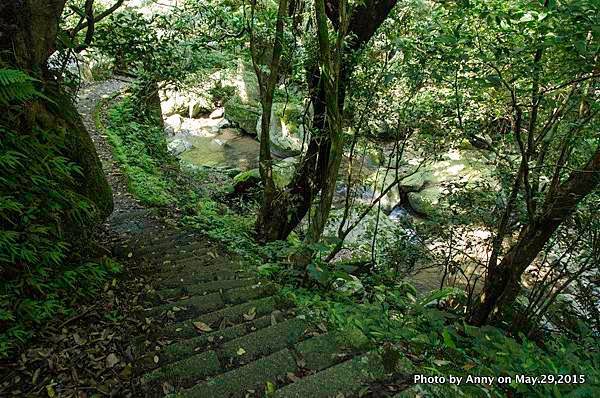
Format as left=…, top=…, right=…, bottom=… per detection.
left=210, top=108, right=225, bottom=119
left=164, top=114, right=183, bottom=135
left=217, top=118, right=230, bottom=129
left=256, top=102, right=308, bottom=155
left=167, top=138, right=192, bottom=156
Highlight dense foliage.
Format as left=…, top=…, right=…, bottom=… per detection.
left=1, top=0, right=597, bottom=395
left=0, top=69, right=121, bottom=357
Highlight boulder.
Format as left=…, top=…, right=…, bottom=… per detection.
left=272, top=157, right=298, bottom=188
left=232, top=157, right=298, bottom=194
left=217, top=118, right=230, bottom=129
left=232, top=168, right=261, bottom=194
left=407, top=187, right=441, bottom=216
left=224, top=97, right=261, bottom=136
left=210, top=107, right=225, bottom=119
left=364, top=172, right=403, bottom=213
left=399, top=170, right=431, bottom=193
left=167, top=138, right=192, bottom=156
left=256, top=102, right=308, bottom=156
left=159, top=86, right=212, bottom=117
left=164, top=114, right=183, bottom=135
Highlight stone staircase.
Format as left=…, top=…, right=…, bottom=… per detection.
left=112, top=226, right=410, bottom=398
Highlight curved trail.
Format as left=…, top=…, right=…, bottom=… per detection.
left=77, top=78, right=167, bottom=238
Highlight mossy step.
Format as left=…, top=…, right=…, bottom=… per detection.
left=157, top=256, right=239, bottom=275
left=168, top=252, right=236, bottom=267
left=294, top=333, right=345, bottom=371
left=218, top=317, right=308, bottom=368
left=141, top=350, right=221, bottom=395
left=117, top=232, right=199, bottom=254
left=160, top=296, right=280, bottom=339
left=113, top=231, right=191, bottom=256
left=272, top=352, right=386, bottom=398
left=151, top=278, right=257, bottom=302
left=140, top=315, right=282, bottom=370
left=174, top=349, right=297, bottom=398
left=222, top=282, right=277, bottom=304
left=143, top=292, right=225, bottom=321
left=129, top=237, right=205, bottom=258
left=157, top=266, right=244, bottom=288
left=138, top=241, right=216, bottom=259
left=143, top=284, right=275, bottom=322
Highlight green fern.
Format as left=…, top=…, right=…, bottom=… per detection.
left=0, top=68, right=39, bottom=105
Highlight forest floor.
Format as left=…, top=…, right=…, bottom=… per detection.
left=1, top=80, right=412, bottom=397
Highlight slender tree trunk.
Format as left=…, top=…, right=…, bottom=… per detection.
left=253, top=0, right=290, bottom=242
left=257, top=0, right=398, bottom=242
left=469, top=148, right=600, bottom=326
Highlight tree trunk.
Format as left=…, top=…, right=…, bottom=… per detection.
left=257, top=0, right=398, bottom=241
left=1, top=0, right=113, bottom=237
left=469, top=148, right=600, bottom=326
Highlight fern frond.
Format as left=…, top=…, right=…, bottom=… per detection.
left=0, top=68, right=39, bottom=105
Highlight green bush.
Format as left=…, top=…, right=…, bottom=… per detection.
left=102, top=94, right=175, bottom=206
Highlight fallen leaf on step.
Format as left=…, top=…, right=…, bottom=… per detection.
left=120, top=364, right=132, bottom=379
left=46, top=385, right=57, bottom=398
left=237, top=347, right=246, bottom=356
left=153, top=355, right=159, bottom=364
left=286, top=372, right=300, bottom=382
left=106, top=353, right=119, bottom=368
left=193, top=321, right=213, bottom=332
left=162, top=382, right=174, bottom=394
left=73, top=333, right=86, bottom=345
left=433, top=359, right=450, bottom=366
left=463, top=362, right=476, bottom=370
left=265, top=381, right=276, bottom=394
left=127, top=252, right=133, bottom=258
left=243, top=307, right=256, bottom=321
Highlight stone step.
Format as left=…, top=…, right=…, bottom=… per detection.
left=141, top=350, right=221, bottom=396
left=272, top=352, right=386, bottom=398
left=160, top=296, right=282, bottom=339
left=113, top=231, right=191, bottom=256
left=150, top=278, right=257, bottom=303
left=222, top=282, right=277, bottom=305
left=143, top=292, right=225, bottom=321
left=142, top=317, right=306, bottom=394
left=138, top=314, right=284, bottom=371
left=117, top=232, right=196, bottom=253
left=157, top=256, right=240, bottom=275
left=294, top=333, right=345, bottom=371
left=174, top=349, right=297, bottom=398
left=218, top=317, right=308, bottom=369
left=156, top=265, right=244, bottom=288
left=143, top=284, right=275, bottom=322
left=139, top=241, right=217, bottom=260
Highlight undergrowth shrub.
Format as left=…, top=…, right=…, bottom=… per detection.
left=0, top=68, right=121, bottom=358
left=101, top=93, right=175, bottom=206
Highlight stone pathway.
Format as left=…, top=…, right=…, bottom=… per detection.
left=80, top=79, right=411, bottom=397
left=113, top=231, right=403, bottom=398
